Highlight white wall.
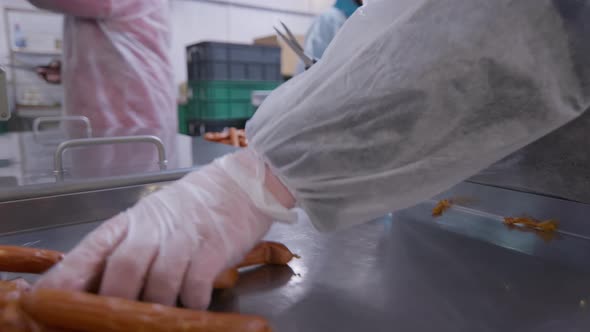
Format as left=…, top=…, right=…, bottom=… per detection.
left=230, top=0, right=330, bottom=13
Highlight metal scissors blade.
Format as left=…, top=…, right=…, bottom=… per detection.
left=273, top=23, right=316, bottom=68
left=280, top=21, right=304, bottom=53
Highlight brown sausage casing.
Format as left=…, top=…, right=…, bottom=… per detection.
left=237, top=242, right=298, bottom=268
left=21, top=289, right=271, bottom=332
left=0, top=246, right=64, bottom=274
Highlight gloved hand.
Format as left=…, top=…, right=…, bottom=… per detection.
left=35, top=149, right=296, bottom=309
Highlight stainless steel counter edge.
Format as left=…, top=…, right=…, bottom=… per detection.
left=0, top=167, right=197, bottom=202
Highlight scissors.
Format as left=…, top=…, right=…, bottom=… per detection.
left=274, top=21, right=317, bottom=70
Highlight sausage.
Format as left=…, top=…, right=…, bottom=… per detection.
left=0, top=282, right=23, bottom=307
left=239, top=136, right=248, bottom=148
left=0, top=280, right=50, bottom=332
left=214, top=132, right=230, bottom=141
left=229, top=128, right=240, bottom=147
left=235, top=265, right=294, bottom=295
left=212, top=268, right=239, bottom=289
left=503, top=217, right=558, bottom=232
left=0, top=241, right=296, bottom=291
left=20, top=289, right=272, bottom=332
left=237, top=242, right=299, bottom=269
left=203, top=132, right=217, bottom=141
left=204, top=132, right=230, bottom=142
left=219, top=138, right=233, bottom=145
left=0, top=246, right=64, bottom=274
left=0, top=279, right=31, bottom=293
left=432, top=199, right=452, bottom=217
left=0, top=301, right=33, bottom=332
left=214, top=241, right=298, bottom=288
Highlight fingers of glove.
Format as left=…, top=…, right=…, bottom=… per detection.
left=35, top=214, right=130, bottom=292
left=179, top=247, right=228, bottom=310
left=141, top=231, right=192, bottom=306
left=99, top=205, right=161, bottom=300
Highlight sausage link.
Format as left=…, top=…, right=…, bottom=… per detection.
left=212, top=268, right=239, bottom=289
left=0, top=246, right=64, bottom=274
left=0, top=279, right=31, bottom=293
left=21, top=289, right=272, bottom=332
left=0, top=282, right=53, bottom=332
left=0, top=241, right=296, bottom=291
left=229, top=128, right=240, bottom=147
left=237, top=242, right=299, bottom=269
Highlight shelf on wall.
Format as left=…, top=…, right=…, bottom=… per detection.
left=16, top=103, right=62, bottom=113
left=11, top=49, right=61, bottom=56
left=16, top=105, right=62, bottom=119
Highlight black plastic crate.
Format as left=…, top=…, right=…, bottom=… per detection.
left=188, top=118, right=248, bottom=136
left=187, top=42, right=281, bottom=81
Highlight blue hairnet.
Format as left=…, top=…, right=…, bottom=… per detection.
left=334, top=0, right=360, bottom=17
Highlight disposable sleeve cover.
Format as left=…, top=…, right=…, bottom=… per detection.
left=247, top=0, right=590, bottom=231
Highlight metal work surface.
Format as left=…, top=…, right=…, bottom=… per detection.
left=1, top=182, right=590, bottom=331
left=471, top=111, right=590, bottom=205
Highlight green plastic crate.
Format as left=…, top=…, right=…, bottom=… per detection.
left=178, top=103, right=189, bottom=134
left=188, top=80, right=281, bottom=121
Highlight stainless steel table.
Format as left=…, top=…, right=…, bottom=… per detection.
left=0, top=127, right=236, bottom=202
left=1, top=181, right=589, bottom=331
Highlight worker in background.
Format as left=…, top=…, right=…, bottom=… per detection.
left=28, top=0, right=176, bottom=130
left=296, top=0, right=362, bottom=73
left=36, top=0, right=590, bottom=310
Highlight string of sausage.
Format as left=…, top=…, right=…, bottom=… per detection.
left=203, top=128, right=248, bottom=148
left=0, top=241, right=298, bottom=289
left=1, top=283, right=272, bottom=332
left=0, top=241, right=299, bottom=332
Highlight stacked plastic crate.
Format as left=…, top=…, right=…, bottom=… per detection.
left=186, top=42, right=282, bottom=135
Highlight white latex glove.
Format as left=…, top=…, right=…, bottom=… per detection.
left=35, top=149, right=296, bottom=309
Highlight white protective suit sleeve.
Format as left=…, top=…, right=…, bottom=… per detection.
left=247, top=0, right=590, bottom=231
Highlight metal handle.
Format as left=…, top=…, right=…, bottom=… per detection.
left=0, top=68, right=10, bottom=122
left=54, top=135, right=168, bottom=180
left=33, top=116, right=92, bottom=138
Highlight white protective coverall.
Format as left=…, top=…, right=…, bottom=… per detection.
left=28, top=0, right=176, bottom=129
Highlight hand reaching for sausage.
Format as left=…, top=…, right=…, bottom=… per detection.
left=0, top=242, right=299, bottom=331
left=35, top=149, right=297, bottom=309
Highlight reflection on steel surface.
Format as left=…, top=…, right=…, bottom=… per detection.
left=472, top=111, right=590, bottom=205
left=54, top=135, right=168, bottom=181
left=33, top=115, right=92, bottom=145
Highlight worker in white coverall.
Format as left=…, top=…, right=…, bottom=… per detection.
left=28, top=0, right=176, bottom=130
left=295, top=0, right=363, bottom=73
left=36, top=0, right=590, bottom=310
